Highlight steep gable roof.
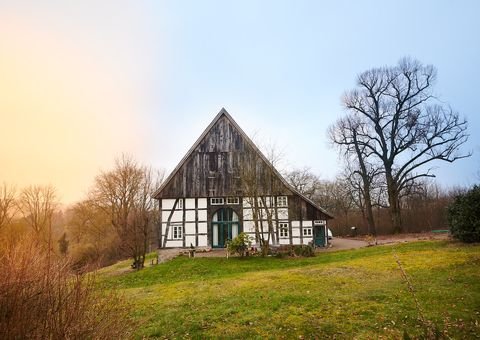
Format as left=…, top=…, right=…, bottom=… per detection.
left=153, top=108, right=333, bottom=218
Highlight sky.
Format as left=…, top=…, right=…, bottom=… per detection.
left=1, top=0, right=479, bottom=205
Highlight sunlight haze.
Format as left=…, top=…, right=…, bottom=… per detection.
left=1, top=1, right=479, bottom=205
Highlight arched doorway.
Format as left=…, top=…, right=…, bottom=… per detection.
left=211, top=208, right=241, bottom=248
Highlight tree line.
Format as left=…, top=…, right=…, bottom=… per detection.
left=0, top=155, right=163, bottom=271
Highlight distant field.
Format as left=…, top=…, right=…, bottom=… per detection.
left=99, top=241, right=480, bottom=339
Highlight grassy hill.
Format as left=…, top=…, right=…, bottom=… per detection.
left=99, top=241, right=480, bottom=339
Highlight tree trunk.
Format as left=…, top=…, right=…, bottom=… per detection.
left=386, top=171, right=402, bottom=233
left=363, top=185, right=376, bottom=238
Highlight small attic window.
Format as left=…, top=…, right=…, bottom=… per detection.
left=176, top=199, right=183, bottom=210
left=277, top=196, right=288, bottom=207
left=210, top=197, right=224, bottom=205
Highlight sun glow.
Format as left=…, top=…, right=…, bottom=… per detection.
left=0, top=13, right=148, bottom=205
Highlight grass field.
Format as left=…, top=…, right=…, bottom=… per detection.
left=99, top=241, right=480, bottom=339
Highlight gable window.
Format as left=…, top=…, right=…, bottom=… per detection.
left=176, top=199, right=183, bottom=210
left=172, top=224, right=183, bottom=239
left=226, top=197, right=240, bottom=205
left=210, top=197, right=224, bottom=205
left=279, top=222, right=289, bottom=238
left=303, top=227, right=312, bottom=237
left=277, top=196, right=288, bottom=207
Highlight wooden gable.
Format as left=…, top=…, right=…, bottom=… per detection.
left=154, top=108, right=333, bottom=219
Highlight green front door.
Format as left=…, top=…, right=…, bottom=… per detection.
left=212, top=208, right=241, bottom=248
left=314, top=226, right=325, bottom=246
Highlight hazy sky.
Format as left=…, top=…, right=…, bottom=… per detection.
left=1, top=1, right=479, bottom=205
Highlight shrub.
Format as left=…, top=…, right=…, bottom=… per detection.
left=292, top=244, right=315, bottom=257
left=0, top=235, right=133, bottom=339
left=272, top=245, right=315, bottom=258
left=226, top=232, right=253, bottom=257
left=448, top=185, right=480, bottom=243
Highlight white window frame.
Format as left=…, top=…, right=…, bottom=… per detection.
left=176, top=199, right=183, bottom=210
left=277, top=196, right=288, bottom=207
left=172, top=224, right=183, bottom=240
left=210, top=197, right=224, bottom=205
left=279, top=222, right=289, bottom=238
left=303, top=227, right=313, bottom=237
left=226, top=197, right=240, bottom=205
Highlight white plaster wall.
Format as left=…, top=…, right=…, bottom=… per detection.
left=198, top=222, right=207, bottom=234
left=185, top=198, right=195, bottom=209
left=277, top=208, right=288, bottom=219
left=302, top=236, right=313, bottom=245
left=162, top=210, right=183, bottom=223
left=198, top=210, right=207, bottom=221
left=243, top=220, right=255, bottom=233
left=185, top=210, right=195, bottom=222
left=161, top=211, right=170, bottom=222
left=185, top=222, right=196, bottom=234
left=292, top=226, right=300, bottom=237
left=279, top=238, right=290, bottom=245
left=162, top=199, right=176, bottom=210
left=198, top=198, right=207, bottom=209
left=292, top=221, right=300, bottom=228
left=243, top=208, right=252, bottom=220
left=303, top=220, right=313, bottom=227
left=166, top=240, right=183, bottom=248
left=198, top=235, right=208, bottom=247
left=185, top=235, right=196, bottom=247
left=171, top=211, right=183, bottom=222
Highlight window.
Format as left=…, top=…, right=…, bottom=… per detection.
left=277, top=196, right=287, bottom=207
left=210, top=197, right=224, bottom=205
left=176, top=199, right=183, bottom=210
left=226, top=197, right=240, bottom=205
left=279, top=222, right=289, bottom=238
left=277, top=196, right=288, bottom=207
left=303, top=228, right=312, bottom=237
left=172, top=224, right=183, bottom=239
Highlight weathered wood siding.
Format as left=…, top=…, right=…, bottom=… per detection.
left=157, top=115, right=291, bottom=198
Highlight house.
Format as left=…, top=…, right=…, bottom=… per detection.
left=153, top=108, right=333, bottom=249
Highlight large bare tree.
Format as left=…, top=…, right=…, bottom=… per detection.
left=340, top=57, right=469, bottom=232
left=91, top=155, right=161, bottom=269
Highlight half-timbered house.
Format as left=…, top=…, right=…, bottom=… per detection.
left=153, top=108, right=333, bottom=249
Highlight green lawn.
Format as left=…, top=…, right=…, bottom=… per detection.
left=99, top=241, right=480, bottom=339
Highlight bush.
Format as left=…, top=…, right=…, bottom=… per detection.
left=448, top=185, right=480, bottom=243
left=226, top=232, right=253, bottom=257
left=292, top=244, right=315, bottom=257
left=272, top=244, right=315, bottom=258
left=0, top=235, right=133, bottom=339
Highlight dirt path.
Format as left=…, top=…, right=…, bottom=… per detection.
left=322, top=237, right=369, bottom=251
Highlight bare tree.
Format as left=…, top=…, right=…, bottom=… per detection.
left=241, top=143, right=284, bottom=256
left=0, top=183, right=17, bottom=231
left=66, top=199, right=121, bottom=268
left=341, top=57, right=469, bottom=232
left=18, top=185, right=57, bottom=243
left=91, top=155, right=161, bottom=269
left=329, top=115, right=379, bottom=237
left=285, top=167, right=320, bottom=199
